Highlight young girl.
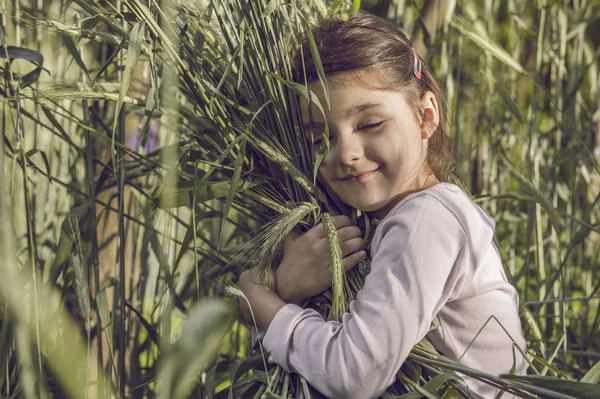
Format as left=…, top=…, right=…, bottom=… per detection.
left=239, top=11, right=527, bottom=399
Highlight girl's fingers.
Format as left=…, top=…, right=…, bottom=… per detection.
left=342, top=250, right=366, bottom=272
left=326, top=248, right=366, bottom=273
left=338, top=225, right=362, bottom=241
left=332, top=215, right=353, bottom=229
left=341, top=237, right=363, bottom=257
left=310, top=215, right=355, bottom=239
left=307, top=222, right=328, bottom=239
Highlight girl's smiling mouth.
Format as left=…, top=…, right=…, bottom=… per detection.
left=339, top=168, right=380, bottom=182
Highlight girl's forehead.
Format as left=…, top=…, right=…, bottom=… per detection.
left=299, top=81, right=406, bottom=121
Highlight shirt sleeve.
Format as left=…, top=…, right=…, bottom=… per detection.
left=262, top=196, right=469, bottom=399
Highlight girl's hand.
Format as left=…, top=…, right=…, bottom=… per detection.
left=238, top=267, right=274, bottom=324
left=276, top=215, right=366, bottom=305
left=238, top=267, right=284, bottom=328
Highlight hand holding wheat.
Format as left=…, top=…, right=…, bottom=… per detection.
left=275, top=215, right=366, bottom=306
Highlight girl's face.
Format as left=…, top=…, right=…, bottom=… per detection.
left=301, top=71, right=440, bottom=219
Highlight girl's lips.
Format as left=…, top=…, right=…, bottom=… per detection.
left=340, top=168, right=379, bottom=182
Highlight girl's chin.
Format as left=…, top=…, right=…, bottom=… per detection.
left=344, top=198, right=390, bottom=215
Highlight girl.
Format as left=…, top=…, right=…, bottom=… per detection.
left=239, top=11, right=527, bottom=399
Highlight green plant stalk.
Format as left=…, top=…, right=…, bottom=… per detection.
left=321, top=213, right=350, bottom=321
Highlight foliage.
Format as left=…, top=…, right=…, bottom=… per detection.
left=0, top=0, right=599, bottom=398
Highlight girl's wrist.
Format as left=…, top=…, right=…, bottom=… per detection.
left=239, top=270, right=286, bottom=330
left=275, top=267, right=303, bottom=305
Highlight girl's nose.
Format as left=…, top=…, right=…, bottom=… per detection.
left=334, top=134, right=363, bottom=165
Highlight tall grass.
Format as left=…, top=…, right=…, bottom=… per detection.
left=0, top=0, right=598, bottom=398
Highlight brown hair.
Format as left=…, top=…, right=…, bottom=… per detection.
left=292, top=11, right=455, bottom=182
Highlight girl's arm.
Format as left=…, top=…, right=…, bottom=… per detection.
left=259, top=196, right=469, bottom=399
left=238, top=272, right=286, bottom=329
left=239, top=215, right=365, bottom=329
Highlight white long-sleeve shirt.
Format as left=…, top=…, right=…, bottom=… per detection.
left=262, top=183, right=527, bottom=398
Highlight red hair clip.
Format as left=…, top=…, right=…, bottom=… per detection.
left=412, top=47, right=422, bottom=80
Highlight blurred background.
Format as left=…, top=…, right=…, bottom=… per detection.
left=0, top=0, right=599, bottom=397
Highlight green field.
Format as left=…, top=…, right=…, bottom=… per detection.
left=0, top=0, right=599, bottom=397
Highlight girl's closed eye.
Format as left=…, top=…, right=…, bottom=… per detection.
left=311, top=133, right=328, bottom=147
left=358, top=121, right=384, bottom=130
left=310, top=122, right=383, bottom=146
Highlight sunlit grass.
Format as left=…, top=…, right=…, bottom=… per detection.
left=0, top=0, right=598, bottom=398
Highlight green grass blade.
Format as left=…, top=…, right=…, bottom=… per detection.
left=111, top=21, right=145, bottom=171
left=92, top=37, right=127, bottom=88
left=157, top=299, right=235, bottom=399
left=312, top=125, right=329, bottom=185
left=495, top=79, right=524, bottom=124
left=219, top=135, right=247, bottom=249
left=322, top=213, right=349, bottom=321
left=96, top=288, right=116, bottom=378
left=450, top=15, right=527, bottom=74
left=263, top=0, right=280, bottom=17
left=61, top=34, right=91, bottom=83
left=153, top=180, right=257, bottom=210
left=581, top=361, right=600, bottom=384
left=304, top=19, right=330, bottom=109
left=500, top=375, right=600, bottom=399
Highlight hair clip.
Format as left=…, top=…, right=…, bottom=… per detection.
left=412, top=47, right=422, bottom=80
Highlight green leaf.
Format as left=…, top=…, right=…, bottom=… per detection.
left=500, top=151, right=563, bottom=233
left=124, top=302, right=161, bottom=347
left=0, top=45, right=43, bottom=67
left=441, top=386, right=464, bottom=399
left=148, top=230, right=191, bottom=313
left=263, top=0, right=280, bottom=17
left=312, top=125, right=329, bottom=185
left=205, top=360, right=231, bottom=398
left=401, top=360, right=422, bottom=383
left=237, top=23, right=246, bottom=89
left=396, top=390, right=425, bottom=399
left=501, top=375, right=600, bottom=399
left=48, top=232, right=75, bottom=285
left=322, top=213, right=349, bottom=321
left=211, top=43, right=241, bottom=106
left=61, top=34, right=91, bottom=83
left=327, top=0, right=344, bottom=17
left=0, top=45, right=48, bottom=88
left=581, top=361, right=600, bottom=384
left=157, top=299, right=235, bottom=399
left=92, top=37, right=127, bottom=88
left=25, top=149, right=51, bottom=176
left=0, top=316, right=12, bottom=391
left=495, top=79, right=524, bottom=124
left=111, top=21, right=145, bottom=169
left=49, top=203, right=91, bottom=284
left=137, top=85, right=157, bottom=145
left=228, top=355, right=267, bottom=399
left=40, top=105, right=78, bottom=147
left=270, top=73, right=327, bottom=188
left=153, top=180, right=256, bottom=209
left=261, top=391, right=285, bottom=399
left=269, top=72, right=325, bottom=115
left=96, top=289, right=116, bottom=369
left=421, top=374, right=459, bottom=394
left=450, top=15, right=527, bottom=74
left=304, top=19, right=330, bottom=109
left=219, top=135, right=247, bottom=248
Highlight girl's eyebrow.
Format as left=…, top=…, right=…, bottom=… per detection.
left=302, top=103, right=383, bottom=131
left=344, top=102, right=383, bottom=117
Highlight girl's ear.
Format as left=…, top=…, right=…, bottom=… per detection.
left=419, top=91, right=439, bottom=139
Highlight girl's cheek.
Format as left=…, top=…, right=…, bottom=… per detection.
left=317, top=151, right=333, bottom=167
left=316, top=165, right=335, bottom=187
